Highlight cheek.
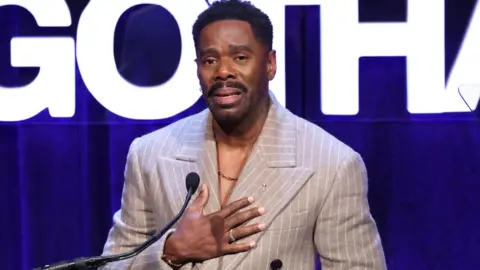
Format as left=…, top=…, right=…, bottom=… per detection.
left=243, top=69, right=267, bottom=88
left=238, top=67, right=260, bottom=84
left=197, top=71, right=211, bottom=86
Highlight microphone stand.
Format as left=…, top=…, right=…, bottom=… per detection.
left=34, top=183, right=197, bottom=270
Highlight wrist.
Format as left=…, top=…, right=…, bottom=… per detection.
left=163, top=233, right=187, bottom=267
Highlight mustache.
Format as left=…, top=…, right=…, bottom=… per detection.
left=207, top=81, right=248, bottom=96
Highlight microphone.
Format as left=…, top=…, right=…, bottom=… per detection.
left=34, top=172, right=201, bottom=270
left=270, top=259, right=283, bottom=270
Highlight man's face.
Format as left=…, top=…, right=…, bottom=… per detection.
left=196, top=20, right=276, bottom=124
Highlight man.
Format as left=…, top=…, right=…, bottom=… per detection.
left=100, top=0, right=387, bottom=269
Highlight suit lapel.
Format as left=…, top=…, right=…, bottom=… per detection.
left=199, top=134, right=222, bottom=215
left=174, top=111, right=221, bottom=216
left=172, top=111, right=222, bottom=270
left=221, top=97, right=315, bottom=269
left=153, top=116, right=202, bottom=217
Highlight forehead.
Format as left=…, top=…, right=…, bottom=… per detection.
left=198, top=20, right=260, bottom=49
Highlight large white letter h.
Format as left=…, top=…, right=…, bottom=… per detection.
left=321, top=0, right=445, bottom=115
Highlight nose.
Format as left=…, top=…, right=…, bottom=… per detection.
left=215, top=59, right=236, bottom=81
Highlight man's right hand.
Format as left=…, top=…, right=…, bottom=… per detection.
left=163, top=184, right=266, bottom=265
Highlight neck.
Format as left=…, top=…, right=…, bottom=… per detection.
left=213, top=97, right=271, bottom=149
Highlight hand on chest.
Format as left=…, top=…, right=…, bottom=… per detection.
left=214, top=145, right=316, bottom=233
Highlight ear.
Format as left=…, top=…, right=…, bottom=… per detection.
left=267, top=50, right=277, bottom=81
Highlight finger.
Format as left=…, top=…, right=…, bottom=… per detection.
left=190, top=184, right=209, bottom=210
left=222, top=240, right=257, bottom=255
left=214, top=196, right=255, bottom=218
left=229, top=223, right=265, bottom=242
left=225, top=207, right=265, bottom=229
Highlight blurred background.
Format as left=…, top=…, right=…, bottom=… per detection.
left=0, top=0, right=479, bottom=269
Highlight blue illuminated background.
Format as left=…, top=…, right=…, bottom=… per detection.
left=0, top=1, right=479, bottom=269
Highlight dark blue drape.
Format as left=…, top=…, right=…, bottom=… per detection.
left=1, top=1, right=479, bottom=270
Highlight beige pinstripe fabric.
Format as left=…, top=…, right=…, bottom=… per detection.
left=100, top=92, right=387, bottom=269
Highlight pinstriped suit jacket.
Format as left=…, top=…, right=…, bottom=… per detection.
left=100, top=94, right=387, bottom=269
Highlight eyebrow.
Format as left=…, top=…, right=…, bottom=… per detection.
left=228, top=44, right=254, bottom=53
left=198, top=44, right=254, bottom=57
left=198, top=48, right=218, bottom=57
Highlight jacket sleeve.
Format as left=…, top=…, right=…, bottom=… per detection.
left=314, top=152, right=387, bottom=270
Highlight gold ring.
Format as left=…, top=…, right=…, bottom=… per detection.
left=229, top=229, right=236, bottom=242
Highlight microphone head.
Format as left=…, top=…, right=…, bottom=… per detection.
left=185, top=172, right=200, bottom=194
left=270, top=259, right=282, bottom=269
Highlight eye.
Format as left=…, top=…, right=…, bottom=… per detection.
left=235, top=55, right=248, bottom=62
left=203, top=58, right=217, bottom=65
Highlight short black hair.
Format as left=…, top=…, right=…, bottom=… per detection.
left=192, top=0, right=273, bottom=51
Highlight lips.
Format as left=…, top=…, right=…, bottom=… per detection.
left=210, top=87, right=243, bottom=107
left=212, top=87, right=242, bottom=97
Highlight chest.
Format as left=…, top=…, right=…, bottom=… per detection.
left=216, top=146, right=253, bottom=207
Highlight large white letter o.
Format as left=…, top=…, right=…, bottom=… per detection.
left=76, top=0, right=206, bottom=120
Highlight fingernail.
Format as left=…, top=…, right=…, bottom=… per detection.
left=248, top=196, right=255, bottom=203
left=258, top=223, right=265, bottom=230
left=249, top=241, right=256, bottom=248
left=258, top=207, right=266, bottom=214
